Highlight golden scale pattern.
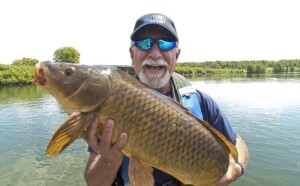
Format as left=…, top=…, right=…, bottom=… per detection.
left=100, top=73, right=229, bottom=182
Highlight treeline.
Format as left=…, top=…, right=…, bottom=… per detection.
left=176, top=59, right=300, bottom=76
left=0, top=64, right=35, bottom=85
left=1, top=59, right=300, bottom=85
left=12, top=58, right=39, bottom=66
left=0, top=47, right=80, bottom=85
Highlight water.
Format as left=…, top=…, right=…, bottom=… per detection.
left=0, top=86, right=88, bottom=186
left=0, top=74, right=299, bottom=186
left=191, top=74, right=300, bottom=186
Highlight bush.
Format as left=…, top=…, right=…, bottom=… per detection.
left=0, top=65, right=34, bottom=85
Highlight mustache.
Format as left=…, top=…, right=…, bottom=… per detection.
left=141, top=59, right=168, bottom=67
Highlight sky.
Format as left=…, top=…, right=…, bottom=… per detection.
left=0, top=0, right=299, bottom=65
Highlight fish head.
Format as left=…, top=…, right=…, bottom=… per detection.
left=33, top=61, right=111, bottom=112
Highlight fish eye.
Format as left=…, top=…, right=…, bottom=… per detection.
left=64, top=68, right=74, bottom=76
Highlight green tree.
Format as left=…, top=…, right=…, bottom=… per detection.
left=53, top=47, right=80, bottom=64
left=254, top=65, right=266, bottom=74
left=290, top=65, right=295, bottom=72
left=247, top=65, right=254, bottom=74
left=12, top=57, right=39, bottom=66
left=273, top=63, right=284, bottom=73
left=0, top=65, right=34, bottom=85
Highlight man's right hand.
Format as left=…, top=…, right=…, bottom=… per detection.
left=83, top=116, right=128, bottom=186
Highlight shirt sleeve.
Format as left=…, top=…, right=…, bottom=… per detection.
left=197, top=90, right=237, bottom=143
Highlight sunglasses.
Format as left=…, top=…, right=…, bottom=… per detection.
left=132, top=38, right=177, bottom=51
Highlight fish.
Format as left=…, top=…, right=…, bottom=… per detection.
left=34, top=61, right=238, bottom=186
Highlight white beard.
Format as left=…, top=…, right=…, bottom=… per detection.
left=138, top=59, right=171, bottom=89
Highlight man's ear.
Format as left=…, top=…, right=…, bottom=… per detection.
left=176, top=48, right=181, bottom=60
left=129, top=47, right=134, bottom=62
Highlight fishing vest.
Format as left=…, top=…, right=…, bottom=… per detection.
left=179, top=86, right=203, bottom=120
left=118, top=73, right=203, bottom=186
left=171, top=72, right=203, bottom=119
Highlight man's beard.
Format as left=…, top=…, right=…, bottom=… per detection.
left=138, top=59, right=171, bottom=89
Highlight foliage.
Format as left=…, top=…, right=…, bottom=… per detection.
left=246, top=64, right=266, bottom=74
left=273, top=63, right=284, bottom=73
left=0, top=64, right=9, bottom=71
left=177, top=59, right=300, bottom=76
left=12, top=57, right=39, bottom=66
left=53, top=47, right=80, bottom=64
left=0, top=59, right=299, bottom=85
left=0, top=65, right=34, bottom=85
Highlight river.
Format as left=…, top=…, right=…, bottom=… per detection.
left=0, top=74, right=299, bottom=186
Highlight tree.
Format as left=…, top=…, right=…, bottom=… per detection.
left=255, top=65, right=266, bottom=74
left=246, top=65, right=254, bottom=74
left=53, top=47, right=80, bottom=64
left=273, top=63, right=284, bottom=73
left=12, top=57, right=39, bottom=66
left=290, top=65, right=295, bottom=72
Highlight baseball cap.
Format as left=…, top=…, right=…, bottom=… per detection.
left=130, top=13, right=179, bottom=42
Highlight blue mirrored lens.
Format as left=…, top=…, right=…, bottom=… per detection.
left=134, top=38, right=176, bottom=51
left=134, top=38, right=153, bottom=51
left=158, top=39, right=176, bottom=51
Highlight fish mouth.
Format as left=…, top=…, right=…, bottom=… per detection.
left=33, top=63, right=47, bottom=86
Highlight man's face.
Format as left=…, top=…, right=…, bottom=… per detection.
left=130, top=27, right=180, bottom=92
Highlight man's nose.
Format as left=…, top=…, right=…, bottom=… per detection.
left=148, top=43, right=161, bottom=60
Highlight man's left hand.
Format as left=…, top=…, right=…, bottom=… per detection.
left=214, top=158, right=243, bottom=186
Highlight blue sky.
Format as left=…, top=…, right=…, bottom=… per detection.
left=0, top=0, right=299, bottom=65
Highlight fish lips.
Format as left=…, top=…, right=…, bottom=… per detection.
left=33, top=64, right=48, bottom=86
left=35, top=78, right=47, bottom=86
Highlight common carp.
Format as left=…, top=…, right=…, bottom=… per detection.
left=34, top=61, right=238, bottom=186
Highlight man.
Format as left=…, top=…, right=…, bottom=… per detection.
left=84, top=13, right=248, bottom=186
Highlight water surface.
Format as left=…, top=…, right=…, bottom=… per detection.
left=191, top=74, right=300, bottom=186
left=0, top=74, right=299, bottom=186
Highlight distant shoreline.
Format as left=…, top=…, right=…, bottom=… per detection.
left=1, top=59, right=299, bottom=85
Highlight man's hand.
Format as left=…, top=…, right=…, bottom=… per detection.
left=83, top=116, right=128, bottom=186
left=85, top=116, right=128, bottom=155
left=214, top=158, right=243, bottom=186
left=216, top=135, right=248, bottom=186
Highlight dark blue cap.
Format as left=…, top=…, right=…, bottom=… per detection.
left=130, top=13, right=178, bottom=42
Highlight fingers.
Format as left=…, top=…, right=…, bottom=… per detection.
left=84, top=117, right=128, bottom=156
left=115, top=133, right=128, bottom=151
left=85, top=116, right=100, bottom=152
left=99, top=119, right=114, bottom=150
left=214, top=160, right=239, bottom=186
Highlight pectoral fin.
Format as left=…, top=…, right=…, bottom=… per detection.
left=128, top=157, right=154, bottom=186
left=46, top=112, right=94, bottom=156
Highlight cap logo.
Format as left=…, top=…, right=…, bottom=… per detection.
left=143, top=15, right=166, bottom=25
